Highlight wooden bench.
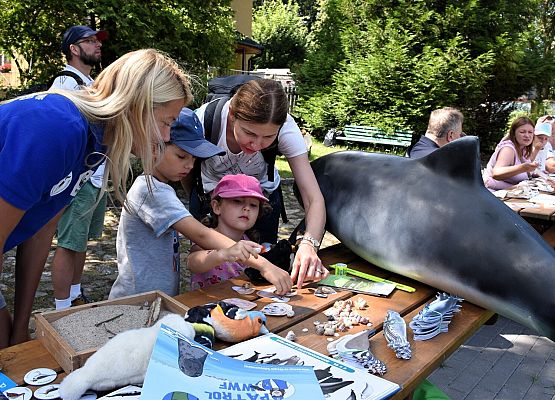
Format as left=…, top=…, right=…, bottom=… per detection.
left=336, top=125, right=413, bottom=148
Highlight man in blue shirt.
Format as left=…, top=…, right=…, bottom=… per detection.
left=408, top=107, right=465, bottom=159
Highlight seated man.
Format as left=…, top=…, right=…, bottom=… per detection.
left=408, top=107, right=465, bottom=159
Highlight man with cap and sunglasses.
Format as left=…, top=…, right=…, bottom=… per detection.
left=108, top=108, right=293, bottom=300
left=50, top=25, right=107, bottom=91
left=49, top=25, right=108, bottom=311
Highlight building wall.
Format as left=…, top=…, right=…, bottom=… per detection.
left=231, top=0, right=253, bottom=37
left=231, top=0, right=258, bottom=71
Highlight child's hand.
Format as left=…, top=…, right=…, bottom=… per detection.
left=533, top=136, right=545, bottom=151
left=258, top=261, right=293, bottom=295
left=220, top=240, right=262, bottom=263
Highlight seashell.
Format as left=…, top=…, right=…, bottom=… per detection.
left=146, top=296, right=162, bottom=327
left=315, top=326, right=325, bottom=335
left=324, top=327, right=336, bottom=336
left=319, top=286, right=337, bottom=294
left=355, top=297, right=368, bottom=310
left=285, top=330, right=296, bottom=341
left=286, top=310, right=295, bottom=317
left=261, top=302, right=293, bottom=316
left=314, top=287, right=331, bottom=298
left=302, top=328, right=309, bottom=332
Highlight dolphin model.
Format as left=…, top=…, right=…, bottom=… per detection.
left=306, top=136, right=555, bottom=340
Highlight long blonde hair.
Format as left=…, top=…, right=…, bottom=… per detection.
left=55, top=49, right=192, bottom=203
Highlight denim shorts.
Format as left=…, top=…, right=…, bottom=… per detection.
left=56, top=180, right=107, bottom=252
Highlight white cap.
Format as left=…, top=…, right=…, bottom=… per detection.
left=534, top=122, right=552, bottom=137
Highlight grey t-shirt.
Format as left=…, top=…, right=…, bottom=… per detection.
left=109, top=175, right=191, bottom=299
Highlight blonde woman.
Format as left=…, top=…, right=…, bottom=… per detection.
left=0, top=49, right=190, bottom=348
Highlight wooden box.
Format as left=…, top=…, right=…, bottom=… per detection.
left=35, top=290, right=189, bottom=373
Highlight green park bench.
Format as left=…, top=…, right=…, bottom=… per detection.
left=336, top=125, right=414, bottom=149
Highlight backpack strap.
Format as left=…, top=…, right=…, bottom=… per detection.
left=48, top=70, right=86, bottom=87
left=193, top=97, right=228, bottom=202
left=262, top=138, right=279, bottom=183
left=204, top=97, right=228, bottom=145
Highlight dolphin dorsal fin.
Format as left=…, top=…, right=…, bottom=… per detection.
left=417, top=136, right=483, bottom=184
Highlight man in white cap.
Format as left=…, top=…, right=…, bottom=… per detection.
left=50, top=25, right=108, bottom=310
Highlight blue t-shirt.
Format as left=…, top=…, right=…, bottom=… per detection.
left=0, top=93, right=106, bottom=251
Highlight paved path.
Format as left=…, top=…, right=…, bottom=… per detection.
left=429, top=316, right=555, bottom=399
left=2, top=181, right=554, bottom=399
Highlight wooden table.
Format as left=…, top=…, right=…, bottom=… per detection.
left=0, top=244, right=494, bottom=399
left=502, top=188, right=555, bottom=246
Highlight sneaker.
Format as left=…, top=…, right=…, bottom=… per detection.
left=71, top=289, right=91, bottom=307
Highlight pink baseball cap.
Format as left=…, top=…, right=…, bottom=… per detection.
left=212, top=174, right=269, bottom=202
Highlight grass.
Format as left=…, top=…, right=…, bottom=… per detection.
left=275, top=138, right=348, bottom=179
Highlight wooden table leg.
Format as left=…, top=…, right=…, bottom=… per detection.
left=542, top=224, right=555, bottom=248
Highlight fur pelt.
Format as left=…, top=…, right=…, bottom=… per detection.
left=59, top=313, right=195, bottom=400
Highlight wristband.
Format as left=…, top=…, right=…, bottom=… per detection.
left=298, top=235, right=321, bottom=250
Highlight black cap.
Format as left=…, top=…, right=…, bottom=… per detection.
left=61, top=25, right=108, bottom=54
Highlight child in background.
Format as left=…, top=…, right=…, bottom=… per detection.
left=109, top=109, right=292, bottom=299
left=537, top=115, right=555, bottom=173
left=530, top=122, right=553, bottom=175
left=187, top=174, right=269, bottom=289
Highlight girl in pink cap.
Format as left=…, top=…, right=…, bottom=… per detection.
left=187, top=174, right=271, bottom=289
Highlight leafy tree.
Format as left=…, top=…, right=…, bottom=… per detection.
left=254, top=0, right=318, bottom=31
left=0, top=0, right=236, bottom=97
left=295, top=0, right=343, bottom=97
left=524, top=0, right=555, bottom=115
left=252, top=0, right=308, bottom=69
left=296, top=0, right=539, bottom=150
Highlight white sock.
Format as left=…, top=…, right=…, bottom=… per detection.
left=70, top=284, right=81, bottom=301
left=55, top=297, right=72, bottom=310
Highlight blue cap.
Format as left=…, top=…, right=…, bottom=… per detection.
left=170, top=108, right=225, bottom=158
left=62, top=25, right=108, bottom=54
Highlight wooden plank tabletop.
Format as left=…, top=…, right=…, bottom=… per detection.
left=276, top=245, right=494, bottom=399
left=0, top=243, right=493, bottom=400
left=503, top=189, right=555, bottom=221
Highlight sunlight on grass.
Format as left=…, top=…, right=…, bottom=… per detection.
left=276, top=138, right=349, bottom=179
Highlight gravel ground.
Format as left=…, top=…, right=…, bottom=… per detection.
left=1, top=181, right=339, bottom=337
